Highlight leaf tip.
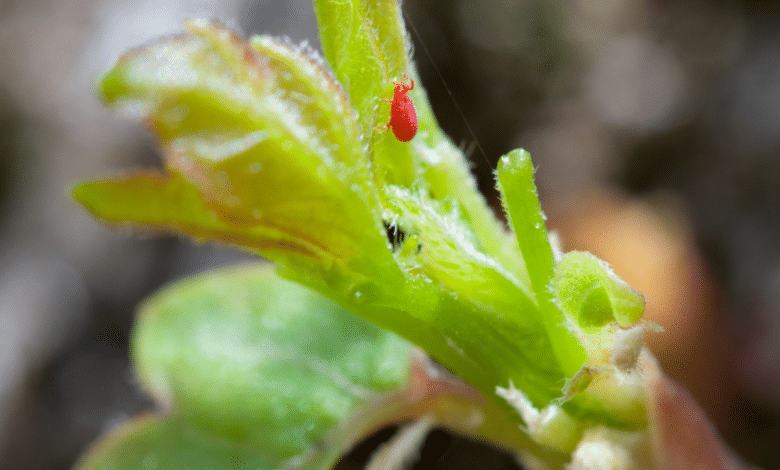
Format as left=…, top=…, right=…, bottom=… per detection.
left=497, top=148, right=531, bottom=174
left=71, top=180, right=94, bottom=207
left=98, top=65, right=128, bottom=104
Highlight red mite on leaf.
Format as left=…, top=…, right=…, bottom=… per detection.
left=377, top=74, right=418, bottom=142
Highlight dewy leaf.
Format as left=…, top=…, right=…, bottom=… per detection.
left=313, top=0, right=418, bottom=188
left=76, top=264, right=414, bottom=470
left=90, top=19, right=399, bottom=292
left=313, top=0, right=407, bottom=131
left=419, top=138, right=532, bottom=288
left=312, top=0, right=527, bottom=285
left=78, top=17, right=552, bottom=414
left=79, top=7, right=653, bottom=434
left=383, top=186, right=536, bottom=315
left=376, top=186, right=568, bottom=407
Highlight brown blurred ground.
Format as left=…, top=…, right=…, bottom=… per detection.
left=1, top=0, right=780, bottom=469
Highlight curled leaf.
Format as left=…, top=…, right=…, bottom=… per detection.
left=91, top=19, right=395, bottom=288
left=554, top=251, right=646, bottom=331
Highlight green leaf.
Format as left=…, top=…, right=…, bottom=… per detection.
left=75, top=264, right=576, bottom=469
left=77, top=264, right=414, bottom=470
left=87, top=19, right=401, bottom=293
left=72, top=172, right=362, bottom=288
left=554, top=251, right=646, bottom=330
left=312, top=0, right=408, bottom=131
left=550, top=251, right=648, bottom=429
left=312, top=0, right=525, bottom=283
left=383, top=186, right=536, bottom=315
left=80, top=16, right=559, bottom=411
left=578, top=282, right=614, bottom=328
left=308, top=3, right=539, bottom=396
left=496, top=149, right=586, bottom=377
left=313, top=0, right=418, bottom=187
left=365, top=185, right=568, bottom=408
left=420, top=140, right=531, bottom=287
left=497, top=152, right=649, bottom=429
left=78, top=7, right=654, bottom=436
left=73, top=172, right=301, bottom=251
left=135, top=264, right=412, bottom=456
left=76, top=417, right=287, bottom=470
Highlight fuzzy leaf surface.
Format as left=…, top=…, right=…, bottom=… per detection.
left=312, top=0, right=526, bottom=281
left=88, top=19, right=397, bottom=294
left=77, top=264, right=414, bottom=470
left=496, top=149, right=586, bottom=377
left=77, top=17, right=567, bottom=411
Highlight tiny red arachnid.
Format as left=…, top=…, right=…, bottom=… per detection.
left=377, top=73, right=418, bottom=142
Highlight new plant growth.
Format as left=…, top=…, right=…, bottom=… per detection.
left=74, top=1, right=671, bottom=468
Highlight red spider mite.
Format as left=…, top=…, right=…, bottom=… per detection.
left=377, top=74, right=418, bottom=142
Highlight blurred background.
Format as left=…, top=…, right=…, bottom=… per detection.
left=1, top=0, right=780, bottom=468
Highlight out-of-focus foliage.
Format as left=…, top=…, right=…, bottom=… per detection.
left=77, top=265, right=414, bottom=470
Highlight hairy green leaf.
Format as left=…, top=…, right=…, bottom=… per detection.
left=93, top=20, right=398, bottom=293
left=79, top=17, right=566, bottom=410
left=496, top=149, right=586, bottom=377
left=77, top=265, right=414, bottom=470
left=134, top=265, right=412, bottom=455
left=312, top=0, right=525, bottom=282
left=554, top=251, right=646, bottom=330
left=76, top=0, right=655, bottom=440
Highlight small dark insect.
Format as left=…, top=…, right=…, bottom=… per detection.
left=384, top=220, right=407, bottom=250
